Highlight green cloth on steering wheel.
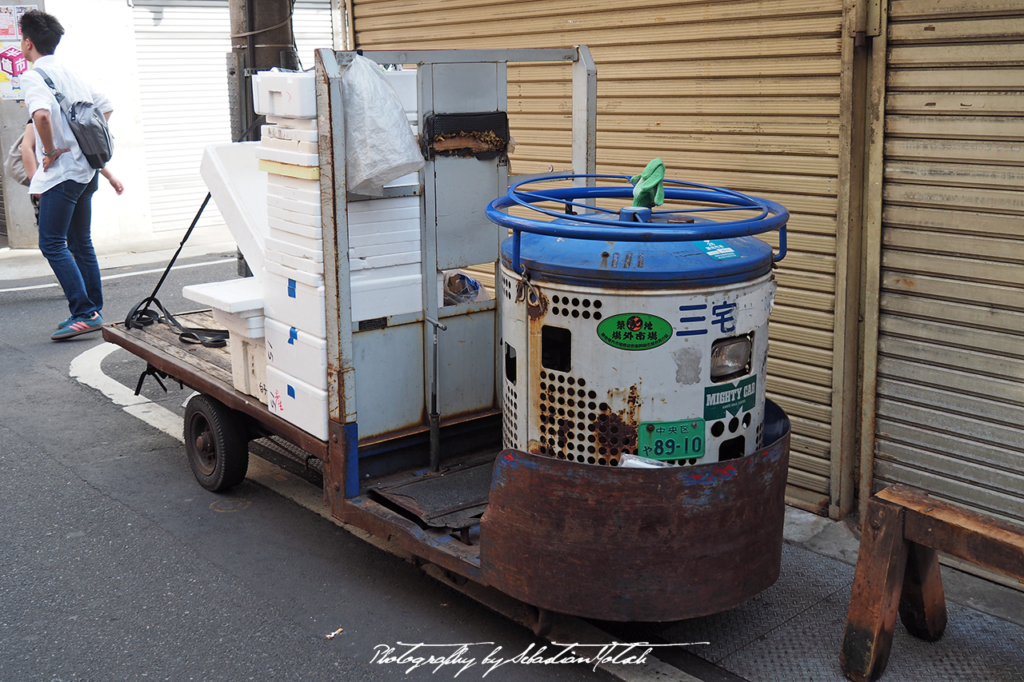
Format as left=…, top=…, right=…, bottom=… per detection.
left=630, top=158, right=665, bottom=208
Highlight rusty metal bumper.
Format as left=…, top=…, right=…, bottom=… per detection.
left=480, top=400, right=791, bottom=622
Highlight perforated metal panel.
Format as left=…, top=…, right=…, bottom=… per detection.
left=871, top=0, right=1024, bottom=523
left=353, top=0, right=849, bottom=512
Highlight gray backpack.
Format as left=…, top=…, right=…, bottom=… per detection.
left=35, top=68, right=112, bottom=170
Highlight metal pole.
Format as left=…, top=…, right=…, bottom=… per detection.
left=425, top=316, right=447, bottom=473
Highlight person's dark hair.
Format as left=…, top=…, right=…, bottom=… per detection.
left=19, top=10, right=63, bottom=56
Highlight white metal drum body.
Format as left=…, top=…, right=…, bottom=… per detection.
left=501, top=265, right=775, bottom=466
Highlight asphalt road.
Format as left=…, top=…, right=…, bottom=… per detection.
left=0, top=252, right=620, bottom=682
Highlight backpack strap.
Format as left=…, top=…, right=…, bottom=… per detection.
left=33, top=68, right=74, bottom=121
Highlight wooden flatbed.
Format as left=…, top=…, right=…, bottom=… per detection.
left=102, top=311, right=329, bottom=460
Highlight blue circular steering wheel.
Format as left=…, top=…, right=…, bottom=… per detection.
left=486, top=174, right=788, bottom=272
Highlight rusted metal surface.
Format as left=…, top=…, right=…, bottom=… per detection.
left=102, top=322, right=328, bottom=460
left=478, top=411, right=791, bottom=622
left=338, top=496, right=482, bottom=582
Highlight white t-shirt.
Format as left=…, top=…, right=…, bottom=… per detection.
left=21, top=54, right=112, bottom=195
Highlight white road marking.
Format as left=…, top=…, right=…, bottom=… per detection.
left=69, top=342, right=184, bottom=443
left=0, top=258, right=235, bottom=293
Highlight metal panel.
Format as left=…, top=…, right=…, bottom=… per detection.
left=869, top=0, right=1024, bottom=523
left=353, top=322, right=425, bottom=438
left=352, top=0, right=849, bottom=514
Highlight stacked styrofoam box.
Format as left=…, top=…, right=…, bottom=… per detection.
left=181, top=278, right=267, bottom=402
left=253, top=71, right=329, bottom=440
left=252, top=68, right=425, bottom=441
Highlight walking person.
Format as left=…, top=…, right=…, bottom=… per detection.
left=19, top=9, right=113, bottom=340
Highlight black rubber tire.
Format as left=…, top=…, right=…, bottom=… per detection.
left=183, top=394, right=249, bottom=492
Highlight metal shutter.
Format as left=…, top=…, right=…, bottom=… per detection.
left=352, top=0, right=852, bottom=515
left=293, top=0, right=338, bottom=70
left=133, top=2, right=231, bottom=233
left=870, top=0, right=1024, bottom=522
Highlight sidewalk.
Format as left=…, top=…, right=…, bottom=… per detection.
left=708, top=507, right=1024, bottom=682
left=0, top=224, right=238, bottom=281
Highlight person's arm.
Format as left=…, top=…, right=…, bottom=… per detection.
left=32, top=109, right=67, bottom=172
left=20, top=123, right=37, bottom=180
left=100, top=167, right=123, bottom=195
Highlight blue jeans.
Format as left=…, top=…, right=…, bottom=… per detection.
left=37, top=174, right=102, bottom=319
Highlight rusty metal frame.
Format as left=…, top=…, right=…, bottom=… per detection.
left=857, top=0, right=890, bottom=525
left=315, top=46, right=598, bottom=507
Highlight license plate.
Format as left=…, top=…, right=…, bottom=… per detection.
left=637, top=419, right=705, bottom=461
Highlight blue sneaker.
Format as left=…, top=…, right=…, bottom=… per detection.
left=51, top=312, right=104, bottom=340
left=57, top=315, right=76, bottom=330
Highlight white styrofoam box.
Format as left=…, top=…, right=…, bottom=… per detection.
left=263, top=264, right=327, bottom=337
left=385, top=69, right=417, bottom=116
left=267, top=193, right=320, bottom=217
left=349, top=249, right=421, bottom=272
left=266, top=234, right=324, bottom=263
left=350, top=239, right=420, bottom=260
left=264, top=317, right=327, bottom=390
left=268, top=182, right=319, bottom=204
left=253, top=70, right=316, bottom=119
left=348, top=196, right=420, bottom=236
left=266, top=115, right=316, bottom=130
left=182, top=277, right=263, bottom=313
left=269, top=227, right=322, bottom=256
left=349, top=228, right=420, bottom=250
left=229, top=335, right=268, bottom=401
left=260, top=137, right=318, bottom=155
left=268, top=172, right=319, bottom=193
left=265, top=258, right=322, bottom=288
left=350, top=269, right=422, bottom=322
left=268, top=204, right=319, bottom=227
left=262, top=124, right=317, bottom=143
left=269, top=214, right=322, bottom=240
left=266, top=365, right=327, bottom=440
left=200, top=143, right=267, bottom=282
left=385, top=171, right=419, bottom=188
left=255, top=145, right=318, bottom=168
left=213, top=308, right=265, bottom=339
left=265, top=248, right=325, bottom=275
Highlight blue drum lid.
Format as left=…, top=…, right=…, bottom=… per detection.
left=500, top=229, right=775, bottom=289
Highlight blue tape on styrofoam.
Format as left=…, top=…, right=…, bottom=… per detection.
left=287, top=385, right=295, bottom=398
left=288, top=327, right=297, bottom=345
left=287, top=278, right=297, bottom=299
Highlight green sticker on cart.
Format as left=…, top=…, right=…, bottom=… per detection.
left=637, top=419, right=705, bottom=460
left=704, top=375, right=757, bottom=421
left=596, top=313, right=673, bottom=351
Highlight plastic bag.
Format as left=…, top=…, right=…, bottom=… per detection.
left=342, top=56, right=424, bottom=196
left=443, top=270, right=490, bottom=306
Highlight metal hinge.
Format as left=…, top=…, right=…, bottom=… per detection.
left=852, top=0, right=883, bottom=43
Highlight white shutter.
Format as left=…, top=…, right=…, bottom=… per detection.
left=133, top=2, right=231, bottom=233
left=293, top=0, right=337, bottom=70
left=872, top=0, right=1024, bottom=523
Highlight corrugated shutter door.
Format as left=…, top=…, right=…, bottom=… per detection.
left=874, top=1, right=1024, bottom=522
left=293, top=0, right=337, bottom=70
left=133, top=2, right=231, bottom=233
left=353, top=0, right=846, bottom=513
